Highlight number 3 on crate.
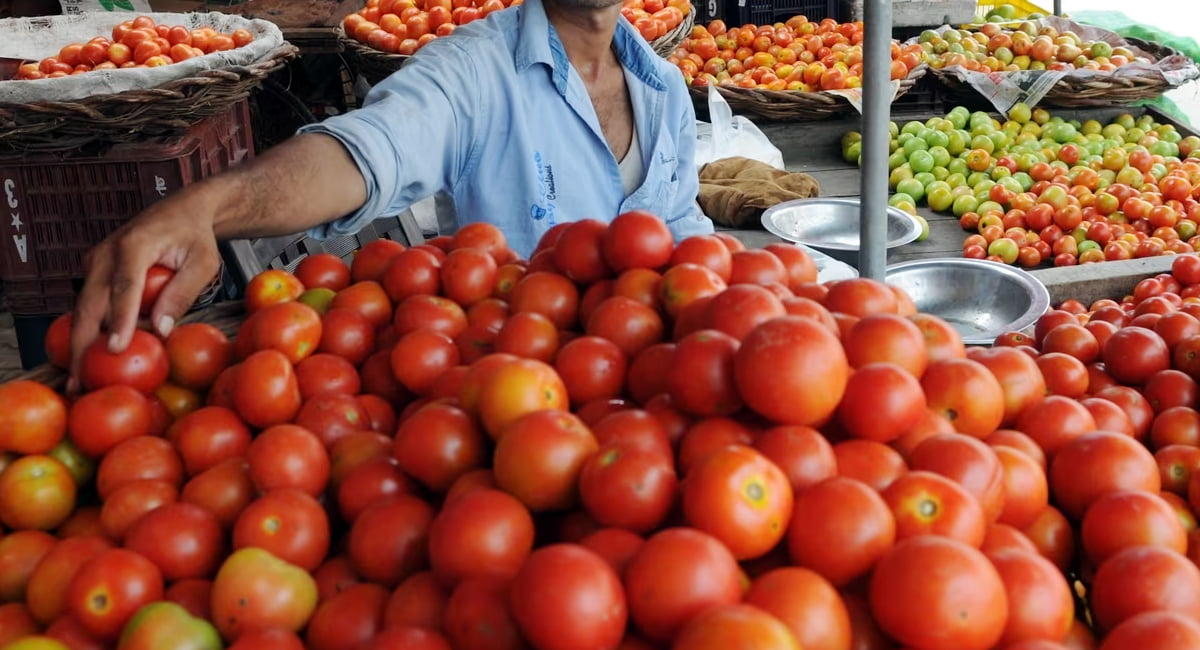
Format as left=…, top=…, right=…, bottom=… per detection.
left=2, top=176, right=30, bottom=268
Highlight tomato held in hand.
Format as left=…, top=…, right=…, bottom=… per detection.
left=80, top=330, right=169, bottom=394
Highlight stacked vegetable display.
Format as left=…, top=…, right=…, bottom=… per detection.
left=842, top=105, right=1200, bottom=268
left=4, top=213, right=1200, bottom=648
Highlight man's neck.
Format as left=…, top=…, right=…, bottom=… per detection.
left=542, top=0, right=623, bottom=84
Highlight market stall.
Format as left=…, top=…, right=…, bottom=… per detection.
left=4, top=0, right=1200, bottom=648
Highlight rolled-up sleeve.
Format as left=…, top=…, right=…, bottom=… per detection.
left=299, top=39, right=485, bottom=240
left=664, top=81, right=714, bottom=242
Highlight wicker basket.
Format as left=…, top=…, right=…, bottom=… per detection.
left=0, top=44, right=298, bottom=153
left=931, top=38, right=1187, bottom=109
left=651, top=7, right=695, bottom=58
left=690, top=64, right=927, bottom=122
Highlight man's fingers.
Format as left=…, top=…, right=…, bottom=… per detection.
left=107, top=236, right=158, bottom=353
left=69, top=247, right=114, bottom=394
left=150, top=249, right=222, bottom=338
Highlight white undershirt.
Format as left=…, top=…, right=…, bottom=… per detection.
left=617, top=68, right=644, bottom=197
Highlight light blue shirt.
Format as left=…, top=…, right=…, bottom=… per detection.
left=299, top=0, right=714, bottom=257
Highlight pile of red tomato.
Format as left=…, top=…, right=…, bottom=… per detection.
left=6, top=213, right=1200, bottom=648
left=669, top=16, right=922, bottom=91
left=14, top=16, right=254, bottom=80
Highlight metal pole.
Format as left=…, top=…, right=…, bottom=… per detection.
left=1053, top=0, right=1062, bottom=16
left=858, top=0, right=892, bottom=279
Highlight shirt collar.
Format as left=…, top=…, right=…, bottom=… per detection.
left=513, top=0, right=668, bottom=95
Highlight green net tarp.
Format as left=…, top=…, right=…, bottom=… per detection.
left=1069, top=9, right=1200, bottom=126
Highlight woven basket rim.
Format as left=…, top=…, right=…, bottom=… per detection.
left=651, top=8, right=695, bottom=58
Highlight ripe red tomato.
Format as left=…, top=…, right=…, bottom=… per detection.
left=0, top=379, right=67, bottom=455
left=743, top=567, right=851, bottom=650
left=1100, top=611, right=1200, bottom=650
left=168, top=406, right=251, bottom=476
left=908, top=433, right=1005, bottom=523
left=510, top=544, right=627, bottom=650
left=164, top=323, right=233, bottom=391
left=787, top=476, right=895, bottom=587
left=232, top=350, right=301, bottom=428
left=442, top=577, right=525, bottom=650
left=672, top=603, right=803, bottom=649
left=293, top=392, right=370, bottom=448
left=233, top=488, right=330, bottom=572
left=623, top=527, right=743, bottom=642
left=95, top=435, right=183, bottom=499
left=350, top=239, right=406, bottom=284
left=728, top=249, right=788, bottom=286
left=658, top=263, right=728, bottom=318
left=1015, top=395, right=1097, bottom=459
left=753, top=425, right=836, bottom=492
left=667, top=329, right=742, bottom=417
left=384, top=571, right=448, bottom=630
left=554, top=219, right=613, bottom=284
left=440, top=247, right=498, bottom=307
left=1081, top=490, right=1187, bottom=565
left=390, top=330, right=460, bottom=395
left=509, top=271, right=580, bottom=330
left=554, top=335, right=627, bottom=405
left=79, top=330, right=169, bottom=394
left=347, top=496, right=435, bottom=586
left=124, top=502, right=223, bottom=581
left=295, top=253, right=351, bottom=291
left=251, top=301, right=323, bottom=364
left=1104, top=326, right=1171, bottom=384
left=331, top=281, right=393, bottom=330
left=1090, top=545, right=1200, bottom=634
left=476, top=358, right=569, bottom=438
left=600, top=210, right=674, bottom=272
left=393, top=402, right=485, bottom=492
left=163, top=578, right=213, bottom=620
left=0, top=454, right=76, bottom=530
left=836, top=362, right=926, bottom=443
left=1049, top=430, right=1160, bottom=519
left=586, top=295, right=665, bottom=358
left=381, top=248, right=442, bottom=302
left=245, top=424, right=330, bottom=497
left=882, top=470, right=987, bottom=547
left=0, top=603, right=39, bottom=646
left=869, top=536, right=1007, bottom=650
left=293, top=353, right=361, bottom=400
left=493, top=311, right=559, bottom=362
left=0, top=530, right=55, bottom=604
left=427, top=488, right=534, bottom=586
left=305, top=583, right=388, bottom=650
left=67, top=548, right=163, bottom=640
left=44, top=312, right=72, bottom=369
left=25, top=535, right=113, bottom=625
left=670, top=235, right=733, bottom=281
left=493, top=409, right=597, bottom=512
left=682, top=444, right=792, bottom=560
left=987, top=549, right=1074, bottom=646
left=762, top=243, right=817, bottom=290
left=735, top=316, right=848, bottom=425
left=579, top=442, right=676, bottom=534
left=579, top=528, right=645, bottom=576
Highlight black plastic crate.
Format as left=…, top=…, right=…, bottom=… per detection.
left=0, top=100, right=254, bottom=315
left=891, top=73, right=945, bottom=117
left=693, top=0, right=724, bottom=25
left=725, top=0, right=840, bottom=27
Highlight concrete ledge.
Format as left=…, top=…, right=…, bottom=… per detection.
left=1030, top=256, right=1175, bottom=308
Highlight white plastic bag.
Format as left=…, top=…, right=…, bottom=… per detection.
left=694, top=84, right=785, bottom=171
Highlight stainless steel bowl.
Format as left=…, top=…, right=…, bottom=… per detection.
left=885, top=258, right=1051, bottom=345
left=760, top=198, right=922, bottom=266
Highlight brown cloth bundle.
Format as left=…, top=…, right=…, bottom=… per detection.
left=698, top=156, right=821, bottom=229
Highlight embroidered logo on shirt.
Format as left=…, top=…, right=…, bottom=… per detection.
left=532, top=151, right=558, bottom=224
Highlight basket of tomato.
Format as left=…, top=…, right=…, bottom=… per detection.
left=0, top=12, right=298, bottom=151
left=674, top=15, right=928, bottom=122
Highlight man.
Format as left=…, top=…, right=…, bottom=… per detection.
left=67, top=0, right=714, bottom=389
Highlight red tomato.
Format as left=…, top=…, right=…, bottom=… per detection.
left=579, top=528, right=645, bottom=576
left=510, top=544, right=627, bottom=650
left=672, top=602, right=800, bottom=649
left=383, top=571, right=448, bottom=630
left=391, top=330, right=460, bottom=395
left=493, top=409, right=597, bottom=512
left=476, top=358, right=569, bottom=438
left=882, top=470, right=987, bottom=547
left=295, top=253, right=351, bottom=291
left=244, top=269, right=305, bottom=313
left=554, top=335, right=627, bottom=405
left=493, top=311, right=559, bottom=362
left=233, top=488, right=329, bottom=572
left=1104, top=326, right=1171, bottom=384
left=381, top=248, right=442, bottom=302
left=0, top=603, right=38, bottom=646
left=331, top=281, right=393, bottom=330
left=1015, top=395, right=1097, bottom=459
left=0, top=380, right=67, bottom=454
left=987, top=549, right=1074, bottom=646
left=554, top=219, right=613, bottom=284
left=163, top=578, right=213, bottom=620
left=95, top=435, right=182, bottom=499
left=832, top=439, right=907, bottom=491
left=169, top=406, right=251, bottom=476
left=251, top=301, right=323, bottom=364
left=0, top=530, right=56, bottom=604
left=25, top=535, right=113, bottom=625
left=869, top=536, right=1007, bottom=650
left=728, top=249, right=788, bottom=287
left=743, top=567, right=850, bottom=650
left=1090, top=545, right=1200, bottom=634
left=347, top=496, right=435, bottom=586
left=317, top=307, right=376, bottom=366
left=1100, top=611, right=1200, bottom=650
left=210, top=547, right=318, bottom=641
left=393, top=402, right=485, bottom=493
left=836, top=362, right=926, bottom=443
left=337, top=456, right=412, bottom=521
left=67, top=549, right=163, bottom=640
left=735, top=316, right=848, bottom=425
left=585, top=295, right=665, bottom=358
left=164, top=323, right=233, bottom=391
left=753, top=425, right=836, bottom=492
left=139, top=265, right=174, bottom=316
left=787, top=476, right=895, bottom=587
left=232, top=350, right=301, bottom=428
left=428, top=489, right=534, bottom=586
left=1049, top=431, right=1160, bottom=519
left=442, top=577, right=524, bottom=650
left=509, top=271, right=580, bottom=330
left=993, top=446, right=1049, bottom=530
left=623, top=527, right=743, bottom=642
left=441, top=247, right=498, bottom=307
left=682, top=444, right=792, bottom=559
left=43, top=313, right=72, bottom=369
left=579, top=441, right=676, bottom=533
left=293, top=353, right=360, bottom=400
left=908, top=433, right=1005, bottom=523
left=658, top=263, right=728, bottom=318
left=245, top=424, right=330, bottom=497
left=667, top=329, right=742, bottom=417
left=1081, top=490, right=1187, bottom=565
left=305, top=583, right=388, bottom=650
left=670, top=235, right=733, bottom=281
left=293, top=393, right=370, bottom=448
left=79, top=330, right=168, bottom=394
left=601, top=210, right=674, bottom=271
left=350, top=239, right=406, bottom=283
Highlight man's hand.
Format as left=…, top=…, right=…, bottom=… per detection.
left=68, top=198, right=222, bottom=394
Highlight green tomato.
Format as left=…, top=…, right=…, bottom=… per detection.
left=928, top=145, right=952, bottom=168
left=991, top=166, right=1012, bottom=180
left=951, top=184, right=975, bottom=198
left=924, top=130, right=950, bottom=150
left=901, top=120, right=925, bottom=136
left=298, top=287, right=337, bottom=315
left=913, top=215, right=930, bottom=242
left=970, top=134, right=996, bottom=154
left=889, top=192, right=917, bottom=208
left=945, top=172, right=967, bottom=188
left=1007, top=102, right=1032, bottom=124
left=903, top=137, right=930, bottom=156
left=1102, top=124, right=1126, bottom=140
left=890, top=165, right=915, bottom=187
left=119, top=602, right=223, bottom=650
left=1178, top=219, right=1198, bottom=240
left=914, top=172, right=936, bottom=187
left=947, top=107, right=970, bottom=130
left=987, top=131, right=1009, bottom=151
left=1077, top=239, right=1101, bottom=254
left=947, top=130, right=969, bottom=156
left=888, top=152, right=908, bottom=170
left=896, top=179, right=925, bottom=202
left=843, top=141, right=863, bottom=165
left=1150, top=163, right=1169, bottom=180
left=967, top=171, right=991, bottom=188
left=908, top=150, right=936, bottom=174
left=977, top=200, right=1004, bottom=216
left=932, top=166, right=950, bottom=181
left=952, top=194, right=980, bottom=217
left=998, top=177, right=1024, bottom=194
left=927, top=186, right=955, bottom=212
left=1151, top=140, right=1179, bottom=159
left=889, top=121, right=900, bottom=137
left=1012, top=171, right=1033, bottom=191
